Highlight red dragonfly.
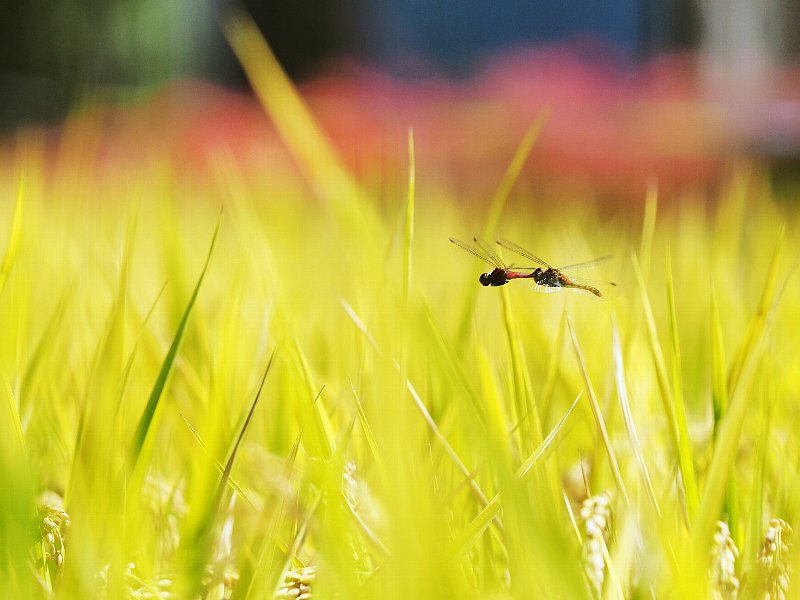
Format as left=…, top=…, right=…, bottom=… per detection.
left=449, top=237, right=539, bottom=287
left=450, top=237, right=614, bottom=297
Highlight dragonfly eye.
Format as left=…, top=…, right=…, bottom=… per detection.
left=479, top=273, right=491, bottom=286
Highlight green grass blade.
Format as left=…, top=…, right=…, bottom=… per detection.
left=0, top=379, right=36, bottom=598
left=129, top=212, right=221, bottom=469
left=178, top=412, right=254, bottom=507
left=665, top=245, right=699, bottom=519
left=709, top=285, right=729, bottom=434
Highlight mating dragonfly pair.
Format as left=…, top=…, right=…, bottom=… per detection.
left=450, top=237, right=615, bottom=298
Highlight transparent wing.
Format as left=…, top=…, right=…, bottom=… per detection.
left=474, top=237, right=507, bottom=269
left=558, top=255, right=613, bottom=272
left=496, top=238, right=553, bottom=269
left=449, top=237, right=503, bottom=269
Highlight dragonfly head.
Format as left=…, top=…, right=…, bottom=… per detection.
left=479, top=272, right=492, bottom=286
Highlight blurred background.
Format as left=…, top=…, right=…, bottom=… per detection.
left=1, top=0, right=800, bottom=196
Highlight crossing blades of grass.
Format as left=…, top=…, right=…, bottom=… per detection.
left=446, top=391, right=582, bottom=564
left=568, top=315, right=629, bottom=505
left=342, top=299, right=492, bottom=511
left=177, top=347, right=276, bottom=598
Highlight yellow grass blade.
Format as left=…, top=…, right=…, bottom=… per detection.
left=483, top=113, right=547, bottom=237
left=611, top=319, right=660, bottom=516
left=690, top=226, right=785, bottom=588
left=403, top=128, right=415, bottom=304
left=224, top=14, right=381, bottom=245
left=0, top=176, right=24, bottom=298
left=568, top=316, right=628, bottom=504
left=727, top=224, right=785, bottom=395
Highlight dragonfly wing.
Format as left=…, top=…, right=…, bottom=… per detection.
left=474, top=237, right=507, bottom=269
left=557, top=254, right=613, bottom=272
left=449, top=237, right=503, bottom=268
left=496, top=238, right=553, bottom=268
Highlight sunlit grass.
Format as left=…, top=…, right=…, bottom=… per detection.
left=2, top=19, right=800, bottom=600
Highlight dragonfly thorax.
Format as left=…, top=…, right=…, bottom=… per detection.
left=533, top=268, right=563, bottom=288
left=480, top=269, right=510, bottom=287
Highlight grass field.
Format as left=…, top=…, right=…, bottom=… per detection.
left=2, top=18, right=800, bottom=600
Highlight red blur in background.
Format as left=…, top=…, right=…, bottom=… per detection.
left=4, top=46, right=800, bottom=200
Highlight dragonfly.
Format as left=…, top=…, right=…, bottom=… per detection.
left=496, top=238, right=615, bottom=298
left=450, top=237, right=614, bottom=297
left=449, top=237, right=538, bottom=287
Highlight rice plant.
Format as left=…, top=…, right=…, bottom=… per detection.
left=1, top=17, right=799, bottom=599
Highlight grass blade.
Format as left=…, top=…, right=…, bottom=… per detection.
left=483, top=113, right=547, bottom=237
left=638, top=178, right=658, bottom=280
left=179, top=347, right=277, bottom=598
left=515, top=391, right=582, bottom=481
left=727, top=224, right=785, bottom=395
left=567, top=315, right=628, bottom=504
left=0, top=175, right=24, bottom=298
left=631, top=253, right=681, bottom=469
left=129, top=212, right=221, bottom=469
left=710, top=285, right=738, bottom=539
left=178, top=412, right=254, bottom=507
left=611, top=318, right=660, bottom=516
left=0, top=379, right=35, bottom=598
left=447, top=391, right=582, bottom=563
left=690, top=227, right=785, bottom=585
left=223, top=13, right=381, bottom=245
left=403, top=128, right=415, bottom=304
left=665, top=245, right=699, bottom=519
